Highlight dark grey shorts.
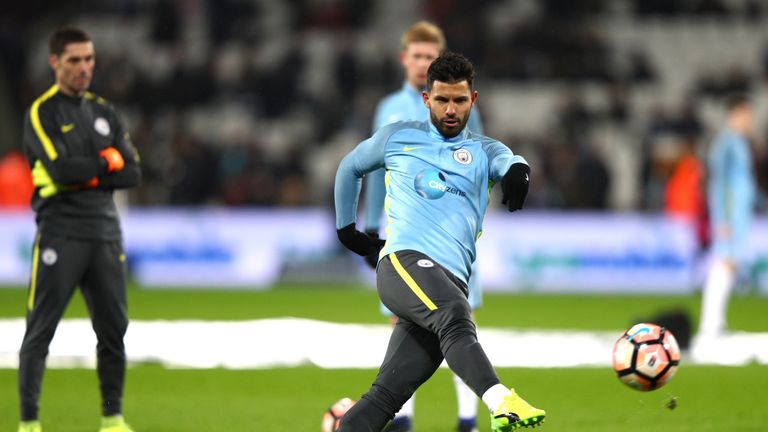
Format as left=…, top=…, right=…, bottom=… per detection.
left=376, top=249, right=470, bottom=329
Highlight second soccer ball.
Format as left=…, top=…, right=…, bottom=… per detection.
left=321, top=397, right=356, bottom=432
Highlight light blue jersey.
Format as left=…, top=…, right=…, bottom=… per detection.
left=335, top=120, right=525, bottom=286
left=708, top=128, right=756, bottom=261
left=363, top=82, right=485, bottom=310
left=364, top=82, right=484, bottom=231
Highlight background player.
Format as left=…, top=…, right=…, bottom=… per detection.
left=699, top=95, right=756, bottom=338
left=364, top=21, right=484, bottom=432
left=335, top=52, right=545, bottom=432
left=18, top=27, right=141, bottom=432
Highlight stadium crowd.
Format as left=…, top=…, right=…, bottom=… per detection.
left=0, top=0, right=766, bottom=211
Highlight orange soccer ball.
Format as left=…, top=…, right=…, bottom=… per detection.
left=321, top=397, right=356, bottom=432
left=612, top=323, right=681, bottom=391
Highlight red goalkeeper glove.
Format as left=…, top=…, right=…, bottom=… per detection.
left=100, top=147, right=125, bottom=173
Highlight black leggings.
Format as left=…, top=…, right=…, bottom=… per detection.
left=338, top=250, right=499, bottom=431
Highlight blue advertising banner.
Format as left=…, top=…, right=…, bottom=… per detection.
left=1, top=209, right=766, bottom=293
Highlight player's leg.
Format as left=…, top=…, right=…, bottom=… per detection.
left=455, top=266, right=482, bottom=432
left=80, top=239, right=132, bottom=431
left=337, top=318, right=444, bottom=431
left=379, top=310, right=414, bottom=431
left=18, top=233, right=89, bottom=423
left=699, top=256, right=735, bottom=337
left=382, top=250, right=544, bottom=430
left=699, top=214, right=749, bottom=338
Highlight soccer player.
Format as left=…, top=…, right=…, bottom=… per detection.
left=363, top=21, right=484, bottom=432
left=18, top=27, right=141, bottom=432
left=334, top=52, right=545, bottom=432
left=699, top=95, right=756, bottom=338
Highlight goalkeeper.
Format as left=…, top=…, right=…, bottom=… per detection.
left=18, top=27, right=141, bottom=432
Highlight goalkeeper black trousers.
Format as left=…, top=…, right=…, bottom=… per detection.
left=18, top=231, right=128, bottom=421
left=338, top=250, right=500, bottom=432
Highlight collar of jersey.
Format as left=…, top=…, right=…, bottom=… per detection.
left=428, top=120, right=469, bottom=143
left=56, top=88, right=85, bottom=102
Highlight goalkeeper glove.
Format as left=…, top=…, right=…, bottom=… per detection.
left=337, top=224, right=386, bottom=257
left=100, top=147, right=125, bottom=173
left=501, top=163, right=530, bottom=212
left=32, top=161, right=99, bottom=198
left=32, top=161, right=59, bottom=198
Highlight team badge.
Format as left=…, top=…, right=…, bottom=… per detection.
left=94, top=117, right=111, bottom=136
left=453, top=148, right=472, bottom=165
left=41, top=248, right=57, bottom=266
left=417, top=259, right=434, bottom=268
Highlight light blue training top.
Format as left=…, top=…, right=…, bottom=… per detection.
left=335, top=120, right=525, bottom=284
left=708, top=128, right=756, bottom=258
left=364, top=82, right=484, bottom=231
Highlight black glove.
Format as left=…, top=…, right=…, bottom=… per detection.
left=337, top=223, right=386, bottom=257
left=501, top=163, right=530, bottom=212
left=363, top=231, right=383, bottom=269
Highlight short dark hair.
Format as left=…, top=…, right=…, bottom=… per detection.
left=725, top=93, right=750, bottom=112
left=426, top=51, right=475, bottom=91
left=49, top=27, right=91, bottom=56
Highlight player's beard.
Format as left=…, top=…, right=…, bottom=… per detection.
left=430, top=111, right=469, bottom=139
left=62, top=71, right=92, bottom=96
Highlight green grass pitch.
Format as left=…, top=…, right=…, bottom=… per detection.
left=1, top=284, right=766, bottom=431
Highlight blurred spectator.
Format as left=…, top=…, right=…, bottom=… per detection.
left=0, top=150, right=33, bottom=207
left=564, top=148, right=612, bottom=209
left=627, top=49, right=657, bottom=83
left=605, top=83, right=630, bottom=124
left=664, top=136, right=709, bottom=248
left=557, top=91, right=594, bottom=142
left=695, top=66, right=752, bottom=100
left=2, top=0, right=767, bottom=211
left=168, top=131, right=220, bottom=205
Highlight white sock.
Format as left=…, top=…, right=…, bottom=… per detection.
left=394, top=394, right=415, bottom=419
left=453, top=373, right=478, bottom=420
left=699, top=260, right=735, bottom=337
left=481, top=384, right=511, bottom=414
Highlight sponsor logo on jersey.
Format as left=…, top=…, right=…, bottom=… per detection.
left=414, top=168, right=466, bottom=199
left=94, top=117, right=110, bottom=136
left=41, top=248, right=57, bottom=266
left=61, top=123, right=75, bottom=133
left=453, top=148, right=472, bottom=165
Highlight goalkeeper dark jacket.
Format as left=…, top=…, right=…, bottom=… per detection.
left=22, top=84, right=141, bottom=240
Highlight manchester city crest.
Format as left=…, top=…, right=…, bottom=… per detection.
left=453, top=148, right=472, bottom=165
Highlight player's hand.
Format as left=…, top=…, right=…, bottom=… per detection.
left=100, top=147, right=125, bottom=173
left=32, top=160, right=61, bottom=198
left=337, top=224, right=386, bottom=257
left=501, top=163, right=530, bottom=212
left=83, top=177, right=99, bottom=189
left=363, top=231, right=384, bottom=269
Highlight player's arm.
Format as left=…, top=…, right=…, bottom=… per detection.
left=484, top=140, right=530, bottom=212
left=24, top=103, right=105, bottom=185
left=97, top=113, right=142, bottom=189
left=708, top=135, right=731, bottom=236
left=335, top=130, right=389, bottom=256
left=362, top=168, right=386, bottom=235
left=362, top=100, right=397, bottom=234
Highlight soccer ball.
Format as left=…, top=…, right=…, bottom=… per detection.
left=321, top=397, right=356, bottom=432
left=612, top=323, right=681, bottom=391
